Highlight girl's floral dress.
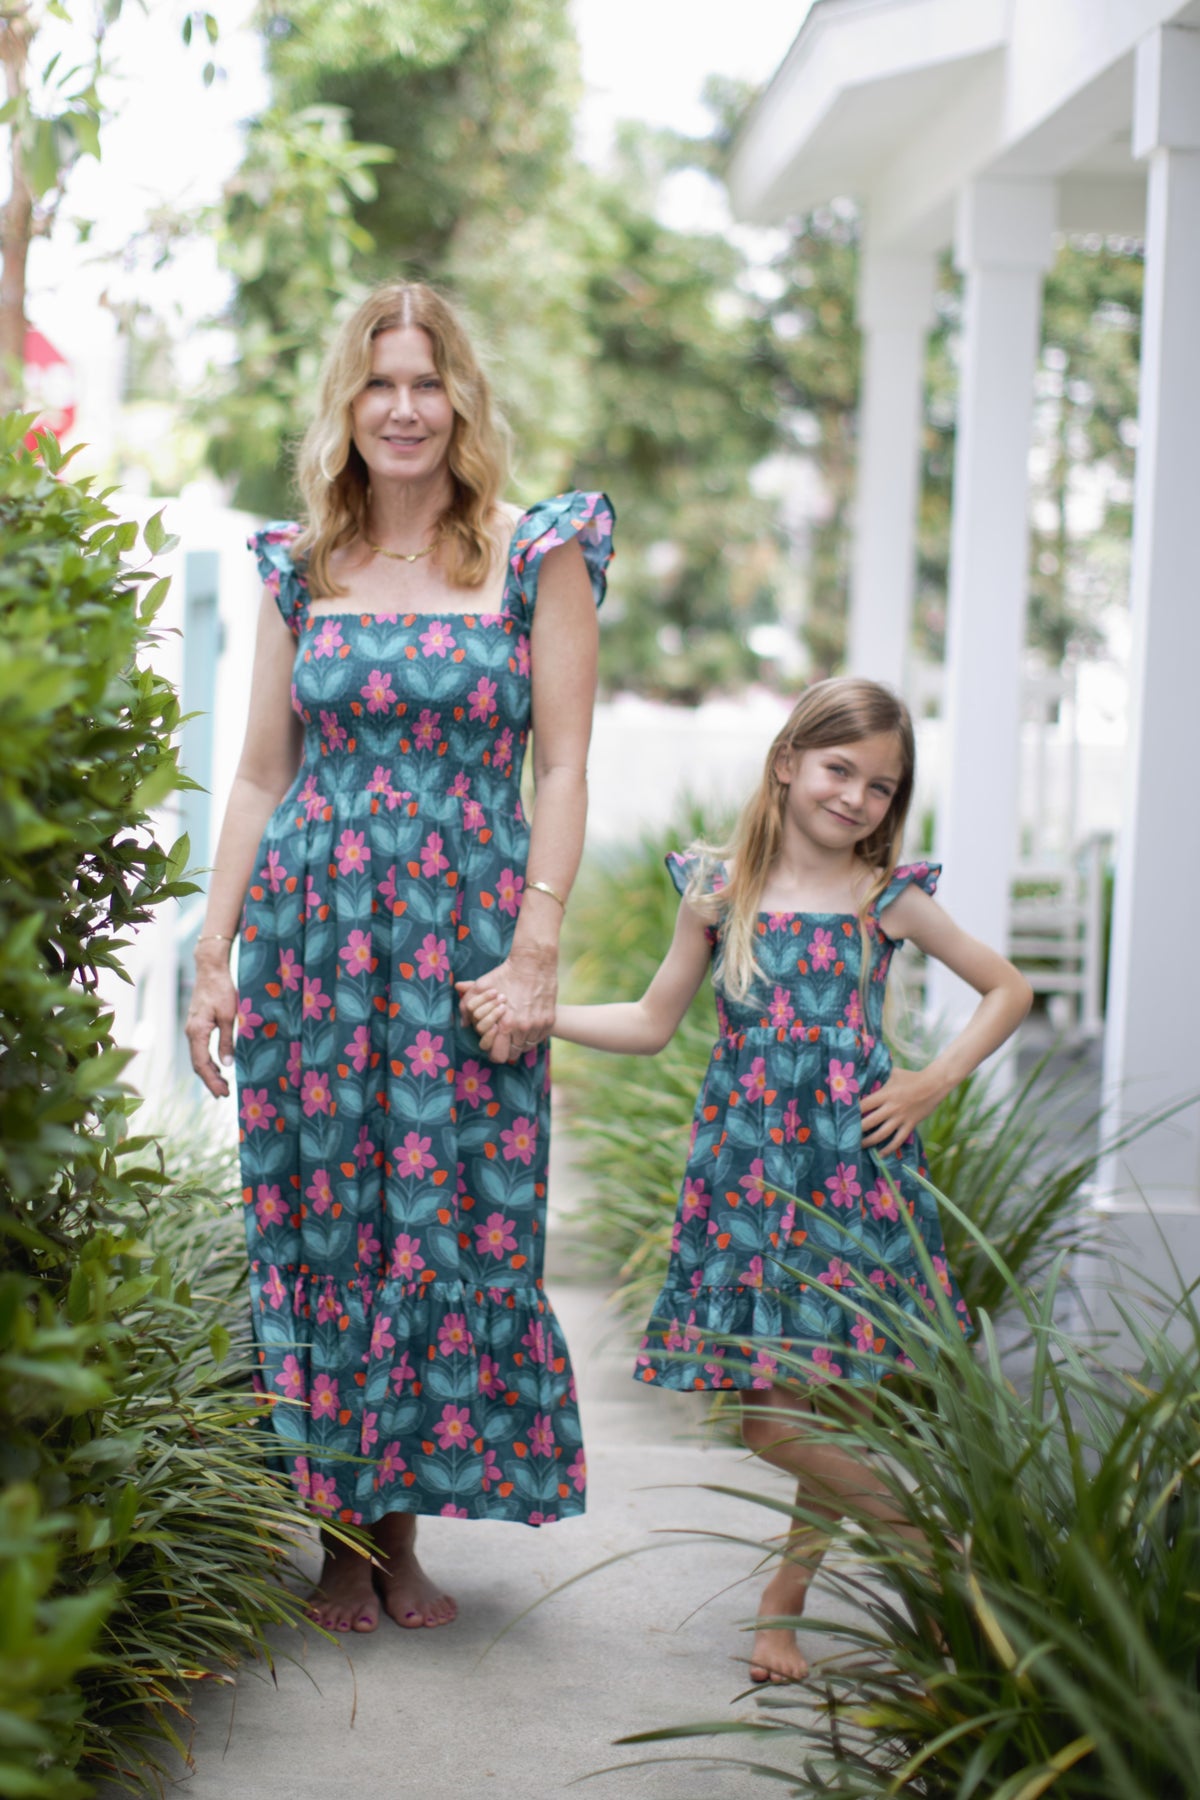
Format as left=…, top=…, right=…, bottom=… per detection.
left=236, top=492, right=614, bottom=1527
left=636, top=854, right=971, bottom=1391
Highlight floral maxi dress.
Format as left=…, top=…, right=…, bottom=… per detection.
left=236, top=491, right=614, bottom=1527
left=636, top=854, right=972, bottom=1391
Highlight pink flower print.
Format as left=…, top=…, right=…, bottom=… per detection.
left=419, top=619, right=456, bottom=658
left=310, top=1373, right=339, bottom=1420
left=370, top=1315, right=396, bottom=1359
left=407, top=1029, right=449, bottom=1078
left=475, top=1211, right=516, bottom=1259
left=302, top=975, right=331, bottom=1021
left=492, top=727, right=513, bottom=772
left=767, top=911, right=791, bottom=932
left=396, top=1132, right=436, bottom=1179
left=377, top=1442, right=406, bottom=1485
left=819, top=1257, right=854, bottom=1288
left=477, top=1354, right=503, bottom=1397
left=739, top=1158, right=768, bottom=1204
left=500, top=1116, right=537, bottom=1165
left=865, top=1178, right=899, bottom=1221
left=441, top=1503, right=469, bottom=1518
left=531, top=526, right=566, bottom=558
left=254, top=1183, right=286, bottom=1232
left=845, top=988, right=863, bottom=1030
left=438, top=1314, right=472, bottom=1356
left=529, top=1412, right=555, bottom=1457
left=361, top=669, right=396, bottom=713
left=768, top=987, right=794, bottom=1029
left=449, top=770, right=471, bottom=799
left=240, top=1087, right=275, bottom=1133
left=456, top=1060, right=494, bottom=1109
left=521, top=1320, right=549, bottom=1365
left=809, top=1345, right=843, bottom=1384
left=316, top=1283, right=340, bottom=1324
left=828, top=1058, right=860, bottom=1105
left=680, top=1176, right=709, bottom=1222
left=433, top=1403, right=473, bottom=1450
left=298, top=775, right=326, bottom=821
left=468, top=675, right=497, bottom=721
left=417, top=934, right=450, bottom=981
left=933, top=1254, right=953, bottom=1296
left=495, top=867, right=524, bottom=918
left=235, top=995, right=262, bottom=1040
left=274, top=1354, right=305, bottom=1400
left=782, top=1098, right=803, bottom=1143
left=578, top=500, right=611, bottom=543
left=356, top=1221, right=381, bottom=1263
left=300, top=1070, right=333, bottom=1117
left=481, top=1447, right=502, bottom=1489
left=262, top=849, right=288, bottom=893
left=414, top=708, right=441, bottom=750
left=513, top=635, right=531, bottom=678
left=669, top=1218, right=683, bottom=1254
left=286, top=1040, right=302, bottom=1088
left=339, top=928, right=374, bottom=976
left=311, top=618, right=344, bottom=659
left=852, top=1314, right=884, bottom=1353
left=389, top=1351, right=415, bottom=1392
left=335, top=829, right=370, bottom=875
left=420, top=832, right=449, bottom=877
left=277, top=947, right=301, bottom=991
left=367, top=764, right=392, bottom=798
left=308, top=1472, right=340, bottom=1515
left=809, top=926, right=835, bottom=970
left=345, top=1024, right=371, bottom=1073
left=360, top=1411, right=380, bottom=1454
left=303, top=874, right=323, bottom=917
left=463, top=797, right=485, bottom=833
left=377, top=865, right=397, bottom=908
left=306, top=1168, right=334, bottom=1214
left=740, top=1254, right=765, bottom=1288
left=262, top=1266, right=287, bottom=1309
left=826, top=1162, right=862, bottom=1209
left=740, top=1056, right=769, bottom=1102
left=750, top=1348, right=777, bottom=1389
left=566, top=1450, right=586, bottom=1493
left=354, top=1125, right=375, bottom=1169
left=319, top=709, right=347, bottom=752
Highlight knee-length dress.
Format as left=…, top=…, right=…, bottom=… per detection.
left=235, top=491, right=614, bottom=1527
left=635, top=854, right=972, bottom=1391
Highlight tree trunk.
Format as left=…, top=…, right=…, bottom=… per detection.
left=0, top=9, right=32, bottom=409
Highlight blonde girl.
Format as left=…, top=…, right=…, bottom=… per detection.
left=463, top=676, right=1032, bottom=1683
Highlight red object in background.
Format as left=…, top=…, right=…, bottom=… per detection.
left=23, top=328, right=77, bottom=450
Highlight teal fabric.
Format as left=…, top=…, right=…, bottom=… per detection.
left=635, top=854, right=971, bottom=1391
left=235, top=493, right=614, bottom=1526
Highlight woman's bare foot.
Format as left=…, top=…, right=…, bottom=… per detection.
left=306, top=1537, right=380, bottom=1634
left=748, top=1560, right=812, bottom=1685
left=372, top=1511, right=457, bottom=1629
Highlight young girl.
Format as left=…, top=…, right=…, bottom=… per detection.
left=462, top=677, right=1031, bottom=1684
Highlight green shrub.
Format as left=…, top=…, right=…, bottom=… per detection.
left=0, top=425, right=310, bottom=1797
left=613, top=1199, right=1200, bottom=1797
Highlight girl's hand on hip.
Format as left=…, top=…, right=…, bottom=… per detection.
left=859, top=1066, right=945, bottom=1157
left=186, top=951, right=239, bottom=1098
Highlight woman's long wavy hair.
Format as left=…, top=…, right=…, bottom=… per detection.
left=687, top=678, right=916, bottom=1002
left=294, top=282, right=511, bottom=595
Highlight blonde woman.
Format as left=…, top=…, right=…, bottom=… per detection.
left=464, top=677, right=1030, bottom=1684
left=187, top=282, right=614, bottom=1635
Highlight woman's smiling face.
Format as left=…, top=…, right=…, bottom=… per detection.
left=350, top=326, right=456, bottom=487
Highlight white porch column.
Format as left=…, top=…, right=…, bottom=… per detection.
left=926, top=179, right=1056, bottom=1033
left=846, top=245, right=936, bottom=690
left=1093, top=28, right=1200, bottom=1308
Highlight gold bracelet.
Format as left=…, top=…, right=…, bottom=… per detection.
left=197, top=932, right=236, bottom=944
left=526, top=880, right=566, bottom=910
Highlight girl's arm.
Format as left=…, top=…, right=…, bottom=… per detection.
left=465, top=895, right=713, bottom=1057
left=859, top=887, right=1033, bottom=1154
left=185, top=592, right=303, bottom=1098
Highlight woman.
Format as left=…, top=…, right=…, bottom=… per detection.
left=186, top=281, right=614, bottom=1636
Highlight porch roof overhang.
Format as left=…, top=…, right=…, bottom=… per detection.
left=729, top=0, right=1200, bottom=246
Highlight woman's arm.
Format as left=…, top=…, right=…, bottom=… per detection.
left=859, top=887, right=1033, bottom=1153
left=185, top=591, right=303, bottom=1098
left=464, top=537, right=598, bottom=1063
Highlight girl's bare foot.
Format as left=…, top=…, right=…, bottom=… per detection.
left=306, top=1538, right=380, bottom=1634
left=748, top=1560, right=811, bottom=1685
left=372, top=1511, right=457, bottom=1629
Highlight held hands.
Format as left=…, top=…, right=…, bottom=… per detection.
left=186, top=946, right=239, bottom=1099
left=456, top=947, right=557, bottom=1064
left=859, top=1065, right=948, bottom=1157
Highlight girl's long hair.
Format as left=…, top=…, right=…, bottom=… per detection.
left=294, top=282, right=511, bottom=596
left=687, top=678, right=916, bottom=1002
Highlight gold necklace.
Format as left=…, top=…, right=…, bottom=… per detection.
left=366, top=534, right=439, bottom=563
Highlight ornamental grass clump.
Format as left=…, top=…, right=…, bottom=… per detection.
left=0, top=425, right=313, bottom=1799
left=610, top=1193, right=1200, bottom=1798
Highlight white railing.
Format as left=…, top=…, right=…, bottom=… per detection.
left=1007, top=832, right=1110, bottom=1039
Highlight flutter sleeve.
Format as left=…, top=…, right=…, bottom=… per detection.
left=873, top=861, right=942, bottom=945
left=509, top=490, right=615, bottom=625
left=248, top=521, right=307, bottom=637
left=665, top=850, right=727, bottom=948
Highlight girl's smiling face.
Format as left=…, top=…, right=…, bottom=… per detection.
left=776, top=733, right=904, bottom=851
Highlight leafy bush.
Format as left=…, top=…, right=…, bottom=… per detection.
left=610, top=1199, right=1200, bottom=1797
left=0, top=426, right=310, bottom=1797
